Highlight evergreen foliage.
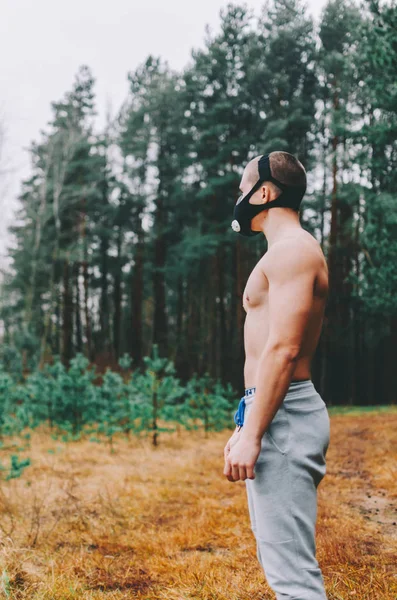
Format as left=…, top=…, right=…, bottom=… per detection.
left=0, top=349, right=236, bottom=446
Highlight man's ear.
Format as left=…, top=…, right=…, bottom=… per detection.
left=260, top=183, right=271, bottom=204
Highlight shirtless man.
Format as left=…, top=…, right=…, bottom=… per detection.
left=223, top=152, right=330, bottom=600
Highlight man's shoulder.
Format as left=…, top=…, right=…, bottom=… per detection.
left=262, top=231, right=323, bottom=277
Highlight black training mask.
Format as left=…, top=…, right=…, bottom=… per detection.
left=231, top=154, right=306, bottom=237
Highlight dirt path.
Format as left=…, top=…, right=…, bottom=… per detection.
left=326, top=412, right=397, bottom=564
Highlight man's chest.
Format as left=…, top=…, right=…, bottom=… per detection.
left=242, top=260, right=269, bottom=312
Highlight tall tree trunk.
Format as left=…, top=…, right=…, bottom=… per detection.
left=152, top=194, right=168, bottom=355
left=325, top=84, right=340, bottom=404
left=79, top=199, right=92, bottom=361
left=209, top=258, right=219, bottom=380
left=25, top=155, right=50, bottom=327
left=235, top=238, right=245, bottom=392
left=198, top=281, right=207, bottom=376
left=55, top=285, right=62, bottom=358
left=99, top=233, right=110, bottom=354
left=175, top=276, right=184, bottom=372
left=384, top=317, right=397, bottom=405
left=340, top=136, right=354, bottom=404
left=131, top=217, right=144, bottom=365
left=327, top=105, right=339, bottom=289
left=113, top=226, right=122, bottom=361
left=216, top=247, right=227, bottom=381
left=39, top=248, right=58, bottom=368
left=186, top=283, right=194, bottom=378
left=320, top=110, right=327, bottom=251
left=74, top=262, right=83, bottom=353
left=82, top=258, right=92, bottom=361
left=62, top=257, right=73, bottom=366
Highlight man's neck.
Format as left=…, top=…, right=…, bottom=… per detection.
left=260, top=208, right=303, bottom=247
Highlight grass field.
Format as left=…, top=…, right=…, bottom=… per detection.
left=0, top=407, right=396, bottom=599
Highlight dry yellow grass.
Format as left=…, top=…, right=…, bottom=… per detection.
left=0, top=409, right=396, bottom=600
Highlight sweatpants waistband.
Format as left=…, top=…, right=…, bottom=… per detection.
left=234, top=380, right=326, bottom=430
left=244, top=379, right=323, bottom=406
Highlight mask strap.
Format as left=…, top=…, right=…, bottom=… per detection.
left=257, top=154, right=292, bottom=192
left=267, top=175, right=288, bottom=191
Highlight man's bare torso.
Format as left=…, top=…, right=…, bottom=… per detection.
left=243, top=230, right=329, bottom=387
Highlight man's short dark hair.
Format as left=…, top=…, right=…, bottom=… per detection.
left=269, top=151, right=306, bottom=190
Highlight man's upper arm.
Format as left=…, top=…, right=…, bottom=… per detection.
left=263, top=240, right=317, bottom=358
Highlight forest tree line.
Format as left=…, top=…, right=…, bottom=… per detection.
left=1, top=0, right=396, bottom=405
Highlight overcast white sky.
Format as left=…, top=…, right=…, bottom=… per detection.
left=0, top=0, right=328, bottom=265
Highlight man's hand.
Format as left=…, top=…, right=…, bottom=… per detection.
left=223, top=426, right=241, bottom=462
left=223, top=435, right=261, bottom=482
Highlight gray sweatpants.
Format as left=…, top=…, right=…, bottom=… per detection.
left=244, top=379, right=330, bottom=600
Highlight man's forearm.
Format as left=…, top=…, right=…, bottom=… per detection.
left=239, top=346, right=298, bottom=442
